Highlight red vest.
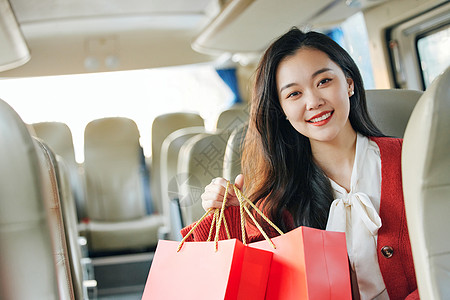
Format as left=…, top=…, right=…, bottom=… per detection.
left=371, top=137, right=418, bottom=300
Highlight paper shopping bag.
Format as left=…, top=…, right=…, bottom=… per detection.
left=141, top=238, right=273, bottom=300
left=249, top=226, right=351, bottom=300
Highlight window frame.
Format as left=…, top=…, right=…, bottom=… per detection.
left=386, top=2, right=450, bottom=90
left=415, top=24, right=450, bottom=89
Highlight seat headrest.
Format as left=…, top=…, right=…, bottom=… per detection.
left=33, top=121, right=76, bottom=166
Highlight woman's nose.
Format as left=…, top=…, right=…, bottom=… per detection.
left=306, top=93, right=324, bottom=110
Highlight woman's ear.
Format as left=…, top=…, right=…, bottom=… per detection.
left=346, top=77, right=354, bottom=97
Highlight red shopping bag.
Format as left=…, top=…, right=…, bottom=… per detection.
left=142, top=190, right=273, bottom=300
left=228, top=183, right=351, bottom=299
left=141, top=238, right=272, bottom=300
left=249, top=226, right=351, bottom=300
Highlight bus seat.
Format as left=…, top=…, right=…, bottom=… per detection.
left=223, top=123, right=248, bottom=181
left=160, top=126, right=205, bottom=240
left=53, top=154, right=90, bottom=300
left=150, top=112, right=204, bottom=217
left=366, top=89, right=423, bottom=138
left=32, top=121, right=87, bottom=221
left=177, top=130, right=231, bottom=225
left=32, top=122, right=77, bottom=169
left=83, top=117, right=163, bottom=253
left=0, top=98, right=73, bottom=299
left=33, top=138, right=77, bottom=300
left=402, top=66, right=450, bottom=300
left=215, top=104, right=249, bottom=131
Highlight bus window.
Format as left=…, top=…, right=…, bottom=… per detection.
left=340, top=12, right=375, bottom=89
left=387, top=2, right=450, bottom=90
left=417, top=26, right=450, bottom=88
left=322, top=12, right=375, bottom=89
left=0, top=65, right=234, bottom=163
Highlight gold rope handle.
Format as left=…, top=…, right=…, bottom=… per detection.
left=178, top=180, right=282, bottom=252
left=207, top=209, right=218, bottom=241
left=242, top=203, right=276, bottom=248
left=207, top=208, right=231, bottom=242
left=222, top=211, right=231, bottom=240
left=234, top=185, right=284, bottom=236
left=239, top=195, right=247, bottom=245
left=213, top=181, right=230, bottom=251
left=233, top=185, right=284, bottom=249
left=178, top=181, right=231, bottom=252
left=177, top=207, right=214, bottom=252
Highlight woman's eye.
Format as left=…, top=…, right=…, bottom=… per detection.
left=318, top=78, right=331, bottom=86
left=287, top=91, right=301, bottom=98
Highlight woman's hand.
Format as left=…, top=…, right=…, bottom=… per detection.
left=201, top=174, right=244, bottom=212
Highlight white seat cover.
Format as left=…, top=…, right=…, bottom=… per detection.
left=0, top=98, right=71, bottom=299
left=402, top=67, right=450, bottom=299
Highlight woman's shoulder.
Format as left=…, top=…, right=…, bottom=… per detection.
left=369, top=136, right=403, bottom=151
left=369, top=136, right=403, bottom=143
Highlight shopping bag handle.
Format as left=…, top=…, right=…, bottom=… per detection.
left=207, top=207, right=231, bottom=242
left=178, top=181, right=284, bottom=252
left=178, top=181, right=232, bottom=252
left=233, top=184, right=284, bottom=248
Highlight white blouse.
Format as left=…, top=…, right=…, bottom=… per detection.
left=326, top=134, right=389, bottom=300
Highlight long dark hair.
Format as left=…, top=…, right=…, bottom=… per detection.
left=242, top=27, right=384, bottom=231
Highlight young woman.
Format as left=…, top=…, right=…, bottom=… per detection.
left=181, top=28, right=418, bottom=300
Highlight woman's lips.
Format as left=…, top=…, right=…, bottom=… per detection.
left=307, top=111, right=333, bottom=126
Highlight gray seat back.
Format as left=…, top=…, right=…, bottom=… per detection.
left=34, top=138, right=76, bottom=300
left=32, top=121, right=87, bottom=220
left=54, top=155, right=86, bottom=300
left=366, top=89, right=423, bottom=137
left=83, top=117, right=163, bottom=253
left=84, top=117, right=146, bottom=222
left=223, top=123, right=248, bottom=181
left=32, top=122, right=77, bottom=167
left=216, top=104, right=249, bottom=131
left=160, top=126, right=205, bottom=240
left=151, top=112, right=204, bottom=215
left=177, top=130, right=231, bottom=224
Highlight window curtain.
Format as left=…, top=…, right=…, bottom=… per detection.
left=216, top=67, right=242, bottom=104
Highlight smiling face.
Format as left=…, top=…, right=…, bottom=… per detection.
left=276, top=47, right=356, bottom=145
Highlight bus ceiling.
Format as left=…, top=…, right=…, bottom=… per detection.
left=0, top=0, right=391, bottom=77
left=1, top=0, right=447, bottom=79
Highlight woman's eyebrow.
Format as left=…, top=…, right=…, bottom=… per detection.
left=279, top=82, right=297, bottom=93
left=311, top=67, right=332, bottom=79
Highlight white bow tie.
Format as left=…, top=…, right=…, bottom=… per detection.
left=326, top=192, right=385, bottom=300
left=327, top=192, right=381, bottom=237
